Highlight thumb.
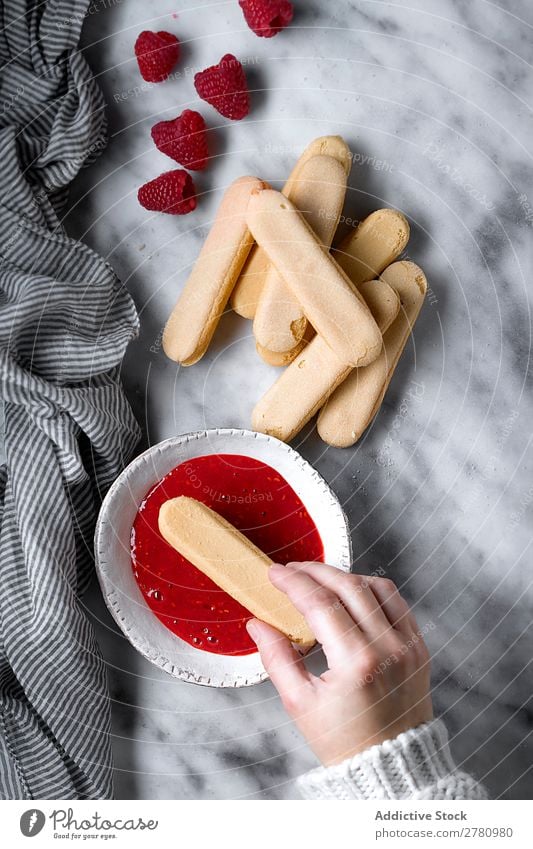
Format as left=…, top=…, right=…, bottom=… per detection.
left=246, top=618, right=312, bottom=713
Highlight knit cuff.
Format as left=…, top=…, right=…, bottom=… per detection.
left=297, top=720, right=488, bottom=800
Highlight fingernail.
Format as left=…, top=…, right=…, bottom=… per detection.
left=246, top=619, right=259, bottom=640
left=269, top=564, right=286, bottom=584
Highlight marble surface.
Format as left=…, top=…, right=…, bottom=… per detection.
left=65, top=0, right=533, bottom=799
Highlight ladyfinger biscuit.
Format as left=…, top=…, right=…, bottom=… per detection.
left=317, top=261, right=427, bottom=448
left=230, top=136, right=351, bottom=318
left=246, top=189, right=382, bottom=368
left=256, top=341, right=306, bottom=367
left=252, top=279, right=400, bottom=442
left=162, top=176, right=265, bottom=366
left=334, top=209, right=410, bottom=285
left=257, top=206, right=411, bottom=366
left=256, top=320, right=315, bottom=367
left=158, top=496, right=315, bottom=647
left=253, top=154, right=348, bottom=354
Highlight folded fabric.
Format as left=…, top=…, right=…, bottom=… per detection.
left=0, top=0, right=140, bottom=798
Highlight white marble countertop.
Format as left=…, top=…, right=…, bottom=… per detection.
left=67, top=0, right=533, bottom=799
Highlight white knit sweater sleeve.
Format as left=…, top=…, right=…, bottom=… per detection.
left=297, top=720, right=488, bottom=800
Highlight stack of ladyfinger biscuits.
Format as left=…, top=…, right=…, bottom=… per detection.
left=162, top=136, right=427, bottom=448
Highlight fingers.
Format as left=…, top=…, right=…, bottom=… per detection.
left=246, top=618, right=313, bottom=712
left=268, top=563, right=364, bottom=665
left=286, top=561, right=392, bottom=644
left=367, top=576, right=420, bottom=639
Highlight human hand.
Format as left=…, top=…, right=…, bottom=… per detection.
left=246, top=562, right=433, bottom=766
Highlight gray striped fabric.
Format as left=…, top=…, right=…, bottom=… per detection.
left=0, top=0, right=140, bottom=798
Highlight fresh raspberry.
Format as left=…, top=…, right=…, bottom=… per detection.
left=194, top=54, right=250, bottom=120
left=239, top=0, right=293, bottom=38
left=151, top=110, right=209, bottom=171
left=138, top=170, right=197, bottom=215
left=134, top=31, right=180, bottom=82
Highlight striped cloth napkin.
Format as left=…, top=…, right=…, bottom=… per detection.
left=0, top=0, right=140, bottom=798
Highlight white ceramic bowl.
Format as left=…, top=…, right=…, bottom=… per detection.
left=94, top=428, right=352, bottom=687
